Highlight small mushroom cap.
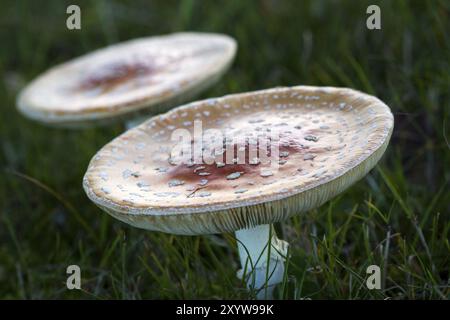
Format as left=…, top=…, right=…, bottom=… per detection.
left=17, top=32, right=237, bottom=127
left=83, top=86, right=394, bottom=235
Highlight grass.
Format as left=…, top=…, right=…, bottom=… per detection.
left=0, top=0, right=449, bottom=299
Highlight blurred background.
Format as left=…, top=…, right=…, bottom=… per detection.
left=0, top=0, right=448, bottom=299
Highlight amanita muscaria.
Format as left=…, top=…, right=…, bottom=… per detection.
left=83, top=86, right=394, bottom=298
left=17, top=32, right=237, bottom=128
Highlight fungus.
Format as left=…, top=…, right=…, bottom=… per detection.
left=17, top=32, right=237, bottom=128
left=83, top=86, right=393, bottom=299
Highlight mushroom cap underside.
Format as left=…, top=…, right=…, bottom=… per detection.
left=17, top=32, right=237, bottom=127
left=83, top=86, right=394, bottom=235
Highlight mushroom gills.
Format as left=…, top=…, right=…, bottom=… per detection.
left=235, top=224, right=289, bottom=299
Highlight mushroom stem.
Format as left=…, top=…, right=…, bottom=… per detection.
left=125, top=116, right=148, bottom=129
left=235, top=224, right=289, bottom=299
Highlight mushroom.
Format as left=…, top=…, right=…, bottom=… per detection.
left=17, top=32, right=237, bottom=128
left=83, top=86, right=393, bottom=298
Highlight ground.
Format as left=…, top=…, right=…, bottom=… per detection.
left=0, top=0, right=448, bottom=299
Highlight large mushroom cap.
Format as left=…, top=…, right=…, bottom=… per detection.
left=83, top=86, right=394, bottom=235
left=17, top=32, right=237, bottom=127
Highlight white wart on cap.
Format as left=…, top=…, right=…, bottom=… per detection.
left=83, top=86, right=394, bottom=235
left=17, top=32, right=237, bottom=127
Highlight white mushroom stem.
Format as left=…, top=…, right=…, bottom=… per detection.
left=235, top=224, right=289, bottom=299
left=125, top=116, right=149, bottom=130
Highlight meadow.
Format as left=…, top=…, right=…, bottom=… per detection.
left=0, top=0, right=448, bottom=299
